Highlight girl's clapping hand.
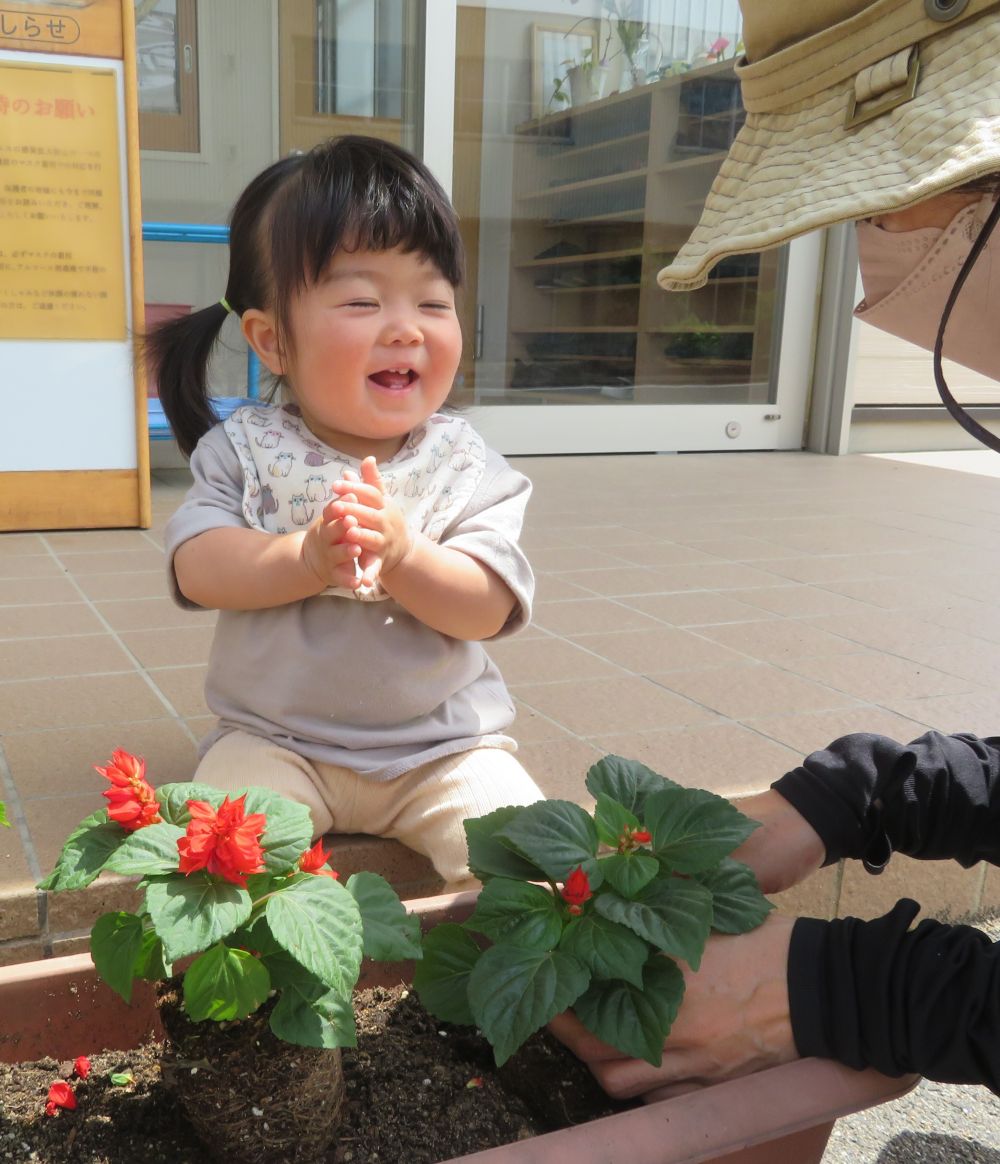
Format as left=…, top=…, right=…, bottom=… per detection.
left=327, top=458, right=412, bottom=588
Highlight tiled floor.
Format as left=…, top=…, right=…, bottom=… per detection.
left=4, top=449, right=1000, bottom=962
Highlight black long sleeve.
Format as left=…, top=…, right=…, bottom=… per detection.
left=788, top=902, right=1000, bottom=1092
left=772, top=730, right=1000, bottom=870
left=771, top=731, right=1000, bottom=1093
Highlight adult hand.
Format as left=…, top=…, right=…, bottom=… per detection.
left=328, top=458, right=411, bottom=587
left=548, top=913, right=798, bottom=1101
left=729, top=789, right=825, bottom=895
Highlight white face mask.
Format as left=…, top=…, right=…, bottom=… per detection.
left=854, top=196, right=1000, bottom=380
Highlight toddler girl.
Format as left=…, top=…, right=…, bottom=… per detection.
left=151, top=135, right=542, bottom=889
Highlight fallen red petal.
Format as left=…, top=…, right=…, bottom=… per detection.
left=45, top=1080, right=77, bottom=1115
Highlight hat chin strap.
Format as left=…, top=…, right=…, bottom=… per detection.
left=934, top=195, right=1000, bottom=453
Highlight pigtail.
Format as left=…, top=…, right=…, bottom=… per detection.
left=144, top=302, right=230, bottom=458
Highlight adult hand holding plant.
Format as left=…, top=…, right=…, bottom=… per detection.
left=548, top=912, right=797, bottom=1100
left=414, top=755, right=773, bottom=1067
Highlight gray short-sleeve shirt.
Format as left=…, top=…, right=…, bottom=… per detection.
left=163, top=423, right=534, bottom=781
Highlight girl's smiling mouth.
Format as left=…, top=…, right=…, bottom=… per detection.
left=369, top=367, right=418, bottom=390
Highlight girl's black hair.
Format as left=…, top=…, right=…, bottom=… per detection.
left=145, top=136, right=465, bottom=457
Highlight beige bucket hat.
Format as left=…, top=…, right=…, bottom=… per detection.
left=657, top=0, right=1000, bottom=291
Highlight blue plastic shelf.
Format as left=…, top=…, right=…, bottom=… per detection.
left=142, top=222, right=261, bottom=442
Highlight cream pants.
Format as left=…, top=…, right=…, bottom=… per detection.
left=194, top=730, right=543, bottom=890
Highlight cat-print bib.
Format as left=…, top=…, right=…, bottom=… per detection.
left=223, top=403, right=487, bottom=600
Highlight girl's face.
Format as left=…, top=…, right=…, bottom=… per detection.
left=262, top=246, right=462, bottom=461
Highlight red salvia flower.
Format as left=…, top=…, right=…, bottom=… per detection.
left=632, top=829, right=652, bottom=844
left=72, top=1055, right=90, bottom=1080
left=94, top=749, right=161, bottom=832
left=561, top=865, right=592, bottom=916
left=45, top=1081, right=76, bottom=1116
left=298, top=838, right=339, bottom=880
left=177, top=795, right=267, bottom=888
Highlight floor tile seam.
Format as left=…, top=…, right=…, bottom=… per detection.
left=30, top=541, right=201, bottom=739
left=512, top=677, right=736, bottom=736
left=641, top=670, right=868, bottom=719
left=730, top=706, right=935, bottom=756
left=509, top=685, right=727, bottom=744
left=688, top=637, right=991, bottom=705
left=771, top=649, right=992, bottom=695
left=0, top=714, right=202, bottom=741
left=787, top=608, right=1000, bottom=674
left=561, top=609, right=883, bottom=676
left=801, top=634, right=1000, bottom=690
left=539, top=577, right=843, bottom=601
left=0, top=666, right=158, bottom=686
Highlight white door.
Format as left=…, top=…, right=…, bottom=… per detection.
left=427, top=2, right=819, bottom=455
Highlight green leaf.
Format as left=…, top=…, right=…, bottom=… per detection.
left=155, top=783, right=227, bottom=826
left=496, top=800, right=601, bottom=885
left=133, top=929, right=171, bottom=981
left=695, top=858, right=774, bottom=934
left=595, top=878, right=713, bottom=970
left=145, top=873, right=253, bottom=962
left=0, top=801, right=9, bottom=828
left=464, top=807, right=548, bottom=883
left=344, top=872, right=422, bottom=961
left=183, top=944, right=271, bottom=1021
left=412, top=923, right=480, bottom=1026
left=465, top=879, right=563, bottom=950
left=573, top=956, right=685, bottom=1066
left=270, top=983, right=356, bottom=1049
left=37, top=810, right=124, bottom=891
left=265, top=874, right=363, bottom=996
left=558, top=913, right=649, bottom=989
left=231, top=917, right=285, bottom=960
left=585, top=755, right=680, bottom=818
left=594, top=794, right=640, bottom=848
left=644, top=786, right=758, bottom=873
left=109, top=1072, right=134, bottom=1086
left=598, top=851, right=660, bottom=898
left=468, top=944, right=590, bottom=1066
left=103, top=822, right=186, bottom=877
left=239, top=787, right=313, bottom=874
left=90, top=912, right=145, bottom=1003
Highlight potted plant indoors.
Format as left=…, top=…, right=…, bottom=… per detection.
left=36, top=749, right=421, bottom=1162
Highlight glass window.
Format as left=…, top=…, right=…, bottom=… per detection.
left=451, top=1, right=790, bottom=412
left=279, top=0, right=420, bottom=154
left=135, top=0, right=199, bottom=152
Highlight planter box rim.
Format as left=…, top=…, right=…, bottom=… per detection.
left=0, top=889, right=918, bottom=1164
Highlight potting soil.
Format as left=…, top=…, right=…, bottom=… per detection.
left=0, top=984, right=628, bottom=1163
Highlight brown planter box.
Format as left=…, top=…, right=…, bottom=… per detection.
left=0, top=890, right=917, bottom=1164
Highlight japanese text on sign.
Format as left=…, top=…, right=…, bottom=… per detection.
left=0, top=10, right=81, bottom=47
left=0, top=59, right=126, bottom=340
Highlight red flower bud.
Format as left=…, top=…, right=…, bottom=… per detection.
left=633, top=829, right=652, bottom=844
left=298, top=838, right=339, bottom=879
left=94, top=749, right=161, bottom=832
left=45, top=1081, right=76, bottom=1116
left=177, top=795, right=266, bottom=888
left=73, top=1055, right=90, bottom=1080
left=561, top=865, right=592, bottom=909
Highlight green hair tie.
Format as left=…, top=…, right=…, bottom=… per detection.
left=219, top=296, right=234, bottom=315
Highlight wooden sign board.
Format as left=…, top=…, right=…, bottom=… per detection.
left=0, top=0, right=150, bottom=531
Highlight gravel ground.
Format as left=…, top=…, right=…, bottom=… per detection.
left=822, top=916, right=1000, bottom=1164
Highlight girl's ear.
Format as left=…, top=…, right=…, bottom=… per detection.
left=241, top=309, right=285, bottom=376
